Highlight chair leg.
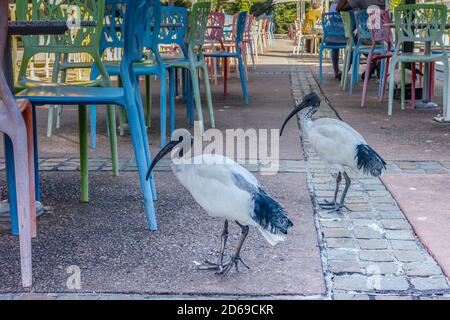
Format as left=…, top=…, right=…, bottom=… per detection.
left=56, top=62, right=67, bottom=130
left=169, top=67, right=176, bottom=135
left=31, top=107, right=41, bottom=202
left=159, top=71, right=167, bottom=147
left=380, top=57, right=390, bottom=102
left=401, top=62, right=405, bottom=110
left=223, top=57, right=228, bottom=98
left=125, top=101, right=157, bottom=230
left=411, top=63, right=416, bottom=109
left=22, top=107, right=37, bottom=238
left=201, top=63, right=215, bottom=128
left=378, top=59, right=385, bottom=97
left=46, top=106, right=55, bottom=138
left=237, top=56, right=249, bottom=105
left=349, top=51, right=358, bottom=95
left=145, top=75, right=152, bottom=127
left=442, top=58, right=449, bottom=119
left=361, top=53, right=373, bottom=107
left=319, top=46, right=324, bottom=83
left=342, top=47, right=351, bottom=91
left=79, top=105, right=89, bottom=202
left=388, top=58, right=397, bottom=116
left=106, top=105, right=119, bottom=177
left=11, top=134, right=33, bottom=288
left=189, top=65, right=204, bottom=134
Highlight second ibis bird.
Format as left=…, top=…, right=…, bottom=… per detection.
left=280, top=92, right=386, bottom=211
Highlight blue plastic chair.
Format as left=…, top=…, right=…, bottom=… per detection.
left=319, top=12, right=346, bottom=83
left=15, top=0, right=160, bottom=230
left=161, top=2, right=215, bottom=135
left=349, top=10, right=386, bottom=95
left=89, top=0, right=171, bottom=148
left=158, top=6, right=189, bottom=134
left=205, top=11, right=249, bottom=104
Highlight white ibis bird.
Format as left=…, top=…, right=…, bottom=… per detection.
left=146, top=129, right=293, bottom=275
left=280, top=91, right=386, bottom=211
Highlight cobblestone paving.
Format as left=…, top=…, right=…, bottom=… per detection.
left=0, top=158, right=306, bottom=173
left=1, top=158, right=449, bottom=175
left=289, top=63, right=450, bottom=300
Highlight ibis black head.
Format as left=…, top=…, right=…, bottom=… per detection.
left=280, top=92, right=321, bottom=136
left=146, top=129, right=193, bottom=180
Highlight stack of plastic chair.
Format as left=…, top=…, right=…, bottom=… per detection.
left=205, top=11, right=249, bottom=104
left=0, top=1, right=36, bottom=287
left=387, top=4, right=448, bottom=116
left=319, top=12, right=346, bottom=83
left=16, top=0, right=159, bottom=230
left=361, top=9, right=392, bottom=107
left=160, top=2, right=215, bottom=134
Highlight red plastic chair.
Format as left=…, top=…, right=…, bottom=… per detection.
left=0, top=3, right=36, bottom=287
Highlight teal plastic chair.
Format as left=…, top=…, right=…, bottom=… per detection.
left=387, top=4, right=448, bottom=115
left=340, top=11, right=355, bottom=91
left=319, top=12, right=346, bottom=83
left=158, top=5, right=190, bottom=133
left=90, top=0, right=172, bottom=148
left=16, top=0, right=159, bottom=230
left=349, top=10, right=386, bottom=95
left=16, top=0, right=120, bottom=179
left=162, top=2, right=215, bottom=134
left=204, top=11, right=249, bottom=104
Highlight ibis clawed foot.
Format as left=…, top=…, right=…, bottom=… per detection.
left=199, top=220, right=251, bottom=275
left=318, top=172, right=352, bottom=212
left=198, top=220, right=230, bottom=273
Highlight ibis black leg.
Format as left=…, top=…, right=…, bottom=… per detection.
left=337, top=171, right=352, bottom=211
left=220, top=221, right=250, bottom=275
left=319, top=172, right=342, bottom=209
left=199, top=220, right=229, bottom=272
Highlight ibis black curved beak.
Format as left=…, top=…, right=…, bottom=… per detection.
left=280, top=92, right=321, bottom=136
left=145, top=139, right=182, bottom=180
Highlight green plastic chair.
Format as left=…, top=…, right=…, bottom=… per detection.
left=164, top=2, right=215, bottom=134
left=387, top=4, right=449, bottom=115
left=16, top=0, right=120, bottom=196
left=340, top=11, right=355, bottom=91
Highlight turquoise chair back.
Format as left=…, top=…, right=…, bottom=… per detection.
left=354, top=10, right=371, bottom=43
left=235, top=11, right=247, bottom=48
left=322, top=12, right=345, bottom=41
left=101, top=0, right=162, bottom=63
left=100, top=0, right=126, bottom=56
left=159, top=6, right=189, bottom=56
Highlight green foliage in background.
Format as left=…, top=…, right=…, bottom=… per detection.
left=250, top=0, right=273, bottom=17
left=161, top=0, right=192, bottom=7
left=274, top=2, right=297, bottom=34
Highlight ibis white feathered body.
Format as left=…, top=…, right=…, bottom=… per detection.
left=172, top=154, right=292, bottom=246
left=305, top=117, right=367, bottom=173
left=280, top=91, right=386, bottom=210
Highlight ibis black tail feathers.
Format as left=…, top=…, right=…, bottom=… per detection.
left=251, top=189, right=294, bottom=236
left=355, top=144, right=387, bottom=177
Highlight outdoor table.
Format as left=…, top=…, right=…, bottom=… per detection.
left=1, top=20, right=96, bottom=221
left=386, top=22, right=450, bottom=123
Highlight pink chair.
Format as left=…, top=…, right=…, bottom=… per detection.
left=205, top=11, right=226, bottom=85
left=1, top=2, right=36, bottom=287
left=361, top=9, right=392, bottom=107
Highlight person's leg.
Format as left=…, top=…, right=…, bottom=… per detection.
left=331, top=48, right=341, bottom=79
